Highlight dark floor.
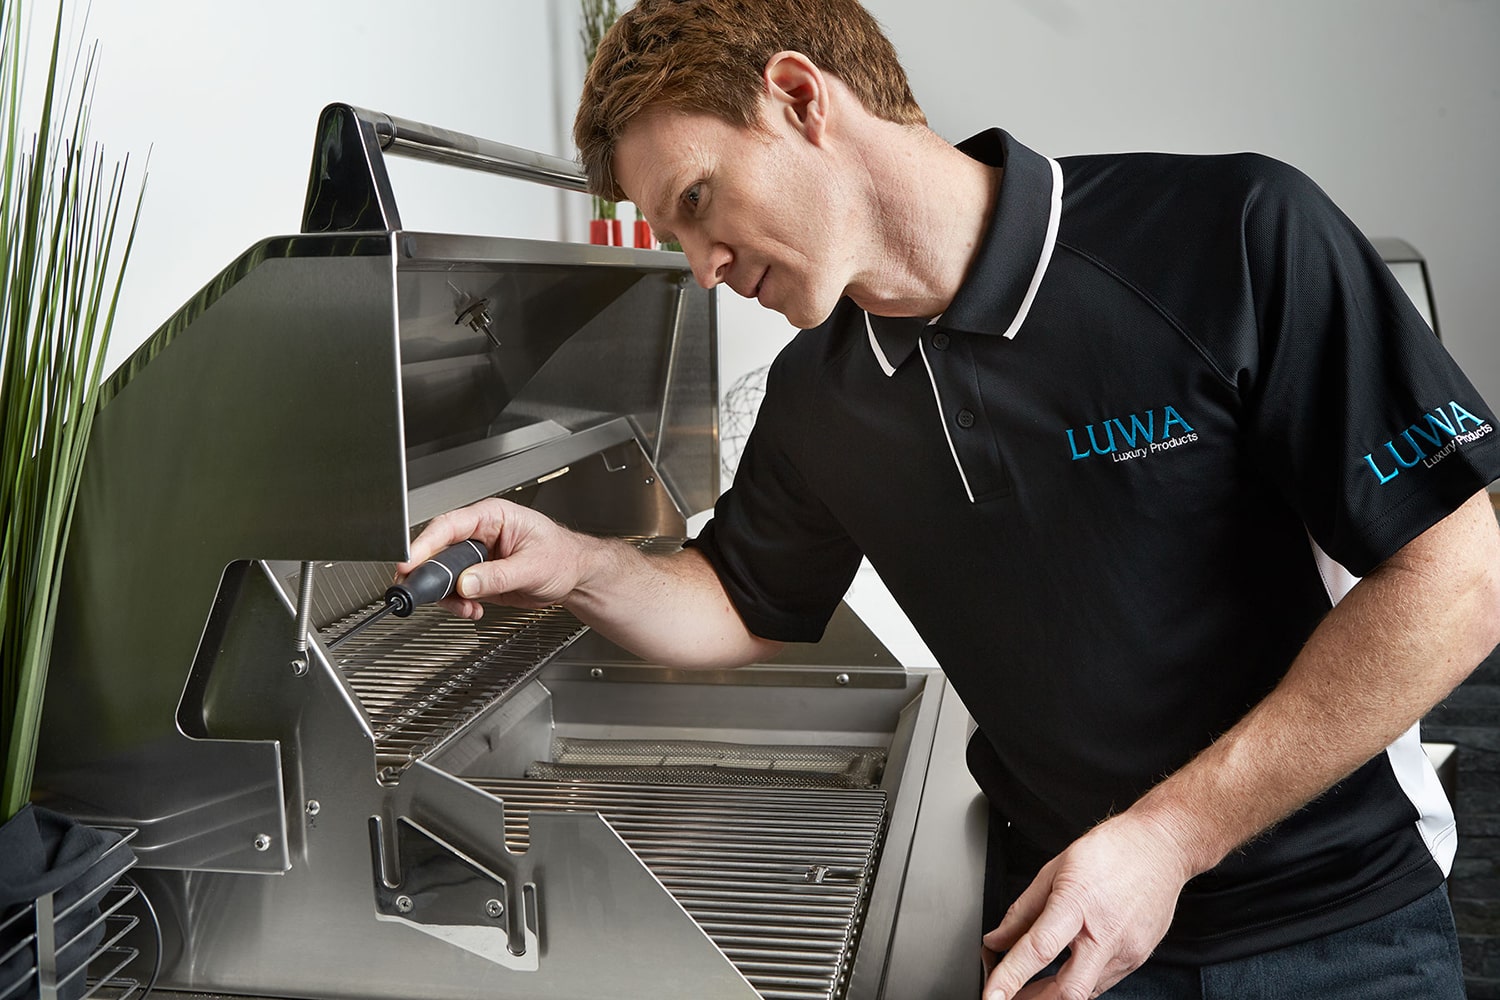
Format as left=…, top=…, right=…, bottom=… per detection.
left=1424, top=641, right=1500, bottom=999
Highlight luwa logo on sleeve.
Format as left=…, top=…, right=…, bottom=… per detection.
left=1363, top=400, right=1493, bottom=485
left=1065, top=405, right=1199, bottom=463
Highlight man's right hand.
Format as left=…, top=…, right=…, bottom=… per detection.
left=397, top=498, right=590, bottom=621
left=398, top=498, right=783, bottom=670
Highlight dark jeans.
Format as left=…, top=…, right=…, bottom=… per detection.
left=1097, top=884, right=1466, bottom=999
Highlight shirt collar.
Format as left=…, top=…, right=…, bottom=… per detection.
left=864, top=129, right=1063, bottom=377
left=865, top=312, right=938, bottom=377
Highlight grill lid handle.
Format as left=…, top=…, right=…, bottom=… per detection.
left=301, top=103, right=589, bottom=234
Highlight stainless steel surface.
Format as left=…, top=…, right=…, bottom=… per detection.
left=474, top=778, right=887, bottom=1000
left=869, top=682, right=988, bottom=1000
left=378, top=109, right=590, bottom=192
left=301, top=104, right=586, bottom=234
left=38, top=104, right=982, bottom=1000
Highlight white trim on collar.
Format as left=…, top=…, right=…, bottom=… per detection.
left=918, top=339, right=975, bottom=503
left=865, top=311, right=899, bottom=377
left=1001, top=156, right=1064, bottom=340
left=865, top=312, right=943, bottom=379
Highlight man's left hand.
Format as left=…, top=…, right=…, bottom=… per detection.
left=980, top=811, right=1193, bottom=1000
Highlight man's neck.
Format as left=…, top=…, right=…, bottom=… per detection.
left=844, top=124, right=1001, bottom=319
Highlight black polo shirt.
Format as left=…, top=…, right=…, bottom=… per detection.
left=690, top=128, right=1500, bottom=963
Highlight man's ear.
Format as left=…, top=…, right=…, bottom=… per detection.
left=763, top=50, right=827, bottom=143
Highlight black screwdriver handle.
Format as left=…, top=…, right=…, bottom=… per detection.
left=385, top=538, right=488, bottom=616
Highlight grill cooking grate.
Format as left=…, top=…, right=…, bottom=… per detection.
left=469, top=778, right=887, bottom=1000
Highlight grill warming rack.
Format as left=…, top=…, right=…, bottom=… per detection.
left=317, top=537, right=683, bottom=779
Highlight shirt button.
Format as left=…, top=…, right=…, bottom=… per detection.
left=956, top=408, right=975, bottom=428
left=932, top=332, right=951, bottom=350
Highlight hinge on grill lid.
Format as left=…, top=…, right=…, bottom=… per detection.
left=368, top=815, right=539, bottom=971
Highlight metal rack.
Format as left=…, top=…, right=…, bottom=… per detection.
left=473, top=778, right=888, bottom=1000
left=326, top=602, right=590, bottom=777
left=0, top=829, right=154, bottom=1000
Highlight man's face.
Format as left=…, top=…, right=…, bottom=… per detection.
left=613, top=104, right=857, bottom=330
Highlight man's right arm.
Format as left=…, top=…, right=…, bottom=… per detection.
left=396, top=498, right=783, bottom=669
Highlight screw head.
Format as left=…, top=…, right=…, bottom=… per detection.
left=305, top=800, right=321, bottom=816
left=395, top=894, right=414, bottom=914
left=485, top=898, right=503, bottom=918
left=590, top=667, right=604, bottom=679
left=835, top=673, right=851, bottom=686
left=253, top=834, right=272, bottom=852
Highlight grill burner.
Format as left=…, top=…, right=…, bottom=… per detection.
left=528, top=737, right=887, bottom=789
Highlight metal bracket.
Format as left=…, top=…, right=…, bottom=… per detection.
left=368, top=815, right=539, bottom=971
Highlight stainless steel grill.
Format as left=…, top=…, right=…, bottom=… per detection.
left=37, top=102, right=988, bottom=1000
left=474, top=778, right=886, bottom=1000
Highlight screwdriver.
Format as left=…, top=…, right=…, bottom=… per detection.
left=326, top=538, right=488, bottom=650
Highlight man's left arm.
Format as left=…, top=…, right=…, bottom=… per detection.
left=982, top=488, right=1500, bottom=1000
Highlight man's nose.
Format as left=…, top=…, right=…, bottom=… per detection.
left=685, top=241, right=731, bottom=290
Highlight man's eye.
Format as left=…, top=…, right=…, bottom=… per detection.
left=684, top=185, right=702, bottom=209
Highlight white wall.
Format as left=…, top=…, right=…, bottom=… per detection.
left=866, top=0, right=1500, bottom=410
left=45, top=1, right=1499, bottom=433
left=63, top=0, right=595, bottom=374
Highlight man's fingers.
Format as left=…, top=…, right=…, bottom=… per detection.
left=398, top=503, right=499, bottom=574
left=435, top=596, right=485, bottom=620
left=1052, top=938, right=1115, bottom=1000
left=982, top=868, right=1051, bottom=952
left=454, top=558, right=517, bottom=602
left=983, top=893, right=1083, bottom=1000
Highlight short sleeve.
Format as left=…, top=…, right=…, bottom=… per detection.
left=687, top=349, right=864, bottom=642
left=1239, top=159, right=1500, bottom=575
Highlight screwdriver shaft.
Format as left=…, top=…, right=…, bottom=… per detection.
left=327, top=602, right=395, bottom=650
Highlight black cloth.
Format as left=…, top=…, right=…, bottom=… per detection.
left=690, top=128, right=1500, bottom=962
left=0, top=804, right=130, bottom=1000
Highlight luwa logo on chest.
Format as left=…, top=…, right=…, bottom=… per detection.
left=1065, top=405, right=1199, bottom=463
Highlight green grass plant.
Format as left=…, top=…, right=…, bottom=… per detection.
left=0, top=0, right=144, bottom=820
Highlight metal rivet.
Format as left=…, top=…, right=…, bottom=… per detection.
left=835, top=673, right=851, bottom=686
left=253, top=834, right=272, bottom=851
left=290, top=657, right=308, bottom=676
left=305, top=800, right=321, bottom=816
left=590, top=667, right=604, bottom=679
left=395, top=895, right=414, bottom=914
left=485, top=899, right=503, bottom=918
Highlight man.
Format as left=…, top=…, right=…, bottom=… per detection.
left=401, top=1, right=1500, bottom=996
